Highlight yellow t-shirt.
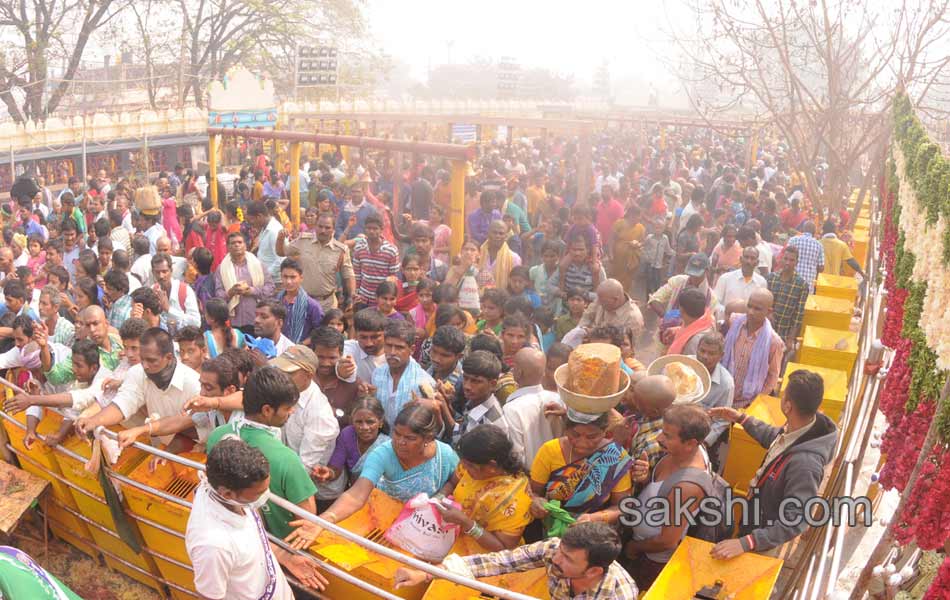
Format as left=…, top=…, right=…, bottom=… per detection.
left=453, top=467, right=533, bottom=537
left=529, top=439, right=633, bottom=498
left=820, top=236, right=853, bottom=276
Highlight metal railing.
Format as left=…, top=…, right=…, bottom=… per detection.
left=0, top=402, right=541, bottom=599
left=784, top=197, right=887, bottom=599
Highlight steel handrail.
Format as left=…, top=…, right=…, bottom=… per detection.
left=0, top=408, right=410, bottom=600
left=88, top=426, right=541, bottom=600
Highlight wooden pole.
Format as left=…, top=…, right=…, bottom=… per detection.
left=450, top=159, right=467, bottom=257
left=209, top=134, right=219, bottom=209
left=290, top=141, right=301, bottom=227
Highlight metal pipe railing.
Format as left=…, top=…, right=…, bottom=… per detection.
left=89, top=427, right=541, bottom=600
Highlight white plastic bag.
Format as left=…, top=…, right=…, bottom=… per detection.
left=384, top=493, right=462, bottom=562
left=458, top=274, right=481, bottom=312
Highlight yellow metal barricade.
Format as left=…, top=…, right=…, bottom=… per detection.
left=1, top=407, right=98, bottom=558
left=815, top=273, right=859, bottom=302
left=803, top=295, right=854, bottom=331
left=121, top=452, right=206, bottom=600
left=643, top=537, right=782, bottom=599
left=53, top=428, right=163, bottom=590
left=780, top=362, right=850, bottom=422
left=721, top=395, right=785, bottom=497
left=798, top=325, right=859, bottom=374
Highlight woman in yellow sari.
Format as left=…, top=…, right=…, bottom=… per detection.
left=434, top=424, right=532, bottom=551
left=610, top=205, right=646, bottom=292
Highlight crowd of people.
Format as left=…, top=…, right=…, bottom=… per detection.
left=0, top=128, right=856, bottom=599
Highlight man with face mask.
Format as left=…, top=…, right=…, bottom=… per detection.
left=76, top=327, right=205, bottom=446
left=393, top=522, right=637, bottom=599
left=186, top=438, right=327, bottom=599
left=205, top=367, right=320, bottom=542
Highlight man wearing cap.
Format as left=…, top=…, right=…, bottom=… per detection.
left=648, top=253, right=717, bottom=322
left=273, top=345, right=341, bottom=500
left=287, top=212, right=354, bottom=313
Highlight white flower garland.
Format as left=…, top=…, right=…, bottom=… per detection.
left=893, top=146, right=950, bottom=370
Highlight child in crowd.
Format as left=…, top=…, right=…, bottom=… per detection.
left=532, top=306, right=556, bottom=353
left=398, top=253, right=424, bottom=297
left=320, top=309, right=346, bottom=334
left=562, top=204, right=602, bottom=260
left=27, top=236, right=46, bottom=287
left=418, top=304, right=469, bottom=371
left=406, top=278, right=436, bottom=337
left=500, top=314, right=532, bottom=368
left=507, top=265, right=541, bottom=308
left=18, top=339, right=111, bottom=448
left=557, top=233, right=604, bottom=301
left=176, top=326, right=207, bottom=371
left=555, top=287, right=588, bottom=341
left=542, top=342, right=572, bottom=392
left=300, top=207, right=319, bottom=234
left=374, top=281, right=408, bottom=322
left=476, top=288, right=507, bottom=335
left=641, top=218, right=675, bottom=296
left=529, top=240, right=562, bottom=310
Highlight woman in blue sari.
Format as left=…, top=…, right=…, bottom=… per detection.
left=316, top=403, right=458, bottom=525
left=529, top=410, right=633, bottom=531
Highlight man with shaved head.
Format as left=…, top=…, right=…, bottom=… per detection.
left=721, top=288, right=784, bottom=409
left=38, top=305, right=123, bottom=386
left=562, top=279, right=643, bottom=348
left=503, top=347, right=564, bottom=469
left=628, top=375, right=677, bottom=483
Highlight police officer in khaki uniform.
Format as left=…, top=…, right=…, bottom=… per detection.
left=288, top=212, right=355, bottom=313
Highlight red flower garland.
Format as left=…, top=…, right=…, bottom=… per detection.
left=879, top=400, right=935, bottom=493
left=913, top=447, right=950, bottom=550
left=879, top=340, right=913, bottom=423
left=894, top=453, right=938, bottom=546
left=923, top=555, right=950, bottom=599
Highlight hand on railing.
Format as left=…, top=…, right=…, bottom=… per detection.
left=284, top=518, right=324, bottom=551
left=393, top=567, right=431, bottom=589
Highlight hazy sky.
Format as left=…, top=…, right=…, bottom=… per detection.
left=367, top=0, right=687, bottom=85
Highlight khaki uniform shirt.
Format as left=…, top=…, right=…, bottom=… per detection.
left=288, top=234, right=354, bottom=311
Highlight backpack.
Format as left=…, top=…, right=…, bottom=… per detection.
left=656, top=465, right=732, bottom=543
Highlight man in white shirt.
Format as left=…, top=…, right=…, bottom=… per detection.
left=140, top=211, right=166, bottom=254
left=713, top=246, right=768, bottom=318
left=272, top=345, right=341, bottom=500
left=737, top=225, right=772, bottom=276
left=130, top=234, right=153, bottom=286
left=155, top=236, right=189, bottom=281
left=502, top=348, right=563, bottom=469
left=338, top=308, right=387, bottom=384
left=186, top=438, right=327, bottom=600
left=151, top=253, right=201, bottom=330
left=247, top=202, right=285, bottom=283
left=254, top=301, right=294, bottom=355
left=77, top=327, right=207, bottom=447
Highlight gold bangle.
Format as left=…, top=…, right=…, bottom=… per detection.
left=323, top=511, right=338, bottom=524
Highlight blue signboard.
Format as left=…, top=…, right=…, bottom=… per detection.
left=208, top=109, right=278, bottom=128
